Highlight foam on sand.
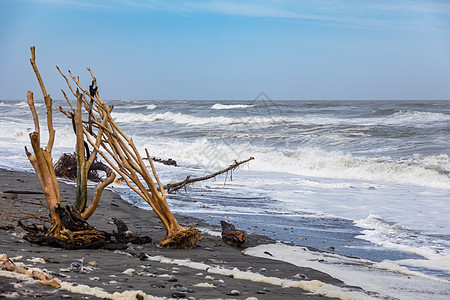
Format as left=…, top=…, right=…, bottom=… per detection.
left=0, top=269, right=163, bottom=300
left=140, top=252, right=381, bottom=300
left=244, top=243, right=450, bottom=300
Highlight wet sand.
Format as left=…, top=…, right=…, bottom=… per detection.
left=0, top=168, right=348, bottom=299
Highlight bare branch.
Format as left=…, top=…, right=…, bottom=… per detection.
left=165, top=157, right=254, bottom=193
left=27, top=91, right=39, bottom=134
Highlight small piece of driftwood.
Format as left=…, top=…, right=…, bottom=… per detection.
left=220, top=221, right=246, bottom=247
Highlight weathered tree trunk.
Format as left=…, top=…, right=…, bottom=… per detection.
left=25, top=47, right=62, bottom=230
left=75, top=91, right=88, bottom=212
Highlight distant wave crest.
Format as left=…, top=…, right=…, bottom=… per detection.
left=211, top=103, right=255, bottom=110
left=387, top=110, right=450, bottom=125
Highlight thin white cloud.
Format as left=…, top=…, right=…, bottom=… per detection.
left=186, top=1, right=307, bottom=19
left=365, top=0, right=450, bottom=15
left=13, top=0, right=450, bottom=31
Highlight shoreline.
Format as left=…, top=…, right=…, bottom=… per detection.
left=0, top=168, right=347, bottom=299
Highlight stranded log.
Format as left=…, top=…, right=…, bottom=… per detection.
left=164, top=157, right=254, bottom=193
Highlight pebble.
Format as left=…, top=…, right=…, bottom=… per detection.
left=294, top=273, right=308, bottom=279
left=256, top=290, right=266, bottom=294
left=123, top=268, right=136, bottom=276
left=226, top=290, right=240, bottom=296
left=151, top=282, right=166, bottom=288
left=171, top=283, right=184, bottom=290
left=171, top=291, right=186, bottom=298
left=177, top=287, right=194, bottom=293
left=142, top=266, right=152, bottom=272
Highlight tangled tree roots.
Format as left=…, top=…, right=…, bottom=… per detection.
left=19, top=205, right=126, bottom=250
left=54, top=153, right=107, bottom=182
left=159, top=227, right=200, bottom=249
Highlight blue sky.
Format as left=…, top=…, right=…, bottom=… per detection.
left=1, top=0, right=449, bottom=100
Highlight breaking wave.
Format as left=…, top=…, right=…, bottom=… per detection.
left=111, top=109, right=449, bottom=129
left=129, top=134, right=450, bottom=189
left=302, top=110, right=450, bottom=127
left=111, top=111, right=285, bottom=126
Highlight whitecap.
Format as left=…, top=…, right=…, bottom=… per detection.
left=211, top=103, right=255, bottom=110
left=111, top=111, right=285, bottom=126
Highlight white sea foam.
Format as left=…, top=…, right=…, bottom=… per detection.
left=211, top=103, right=255, bottom=109
left=302, top=110, right=450, bottom=127
left=0, top=269, right=161, bottom=300
left=111, top=105, right=449, bottom=130
left=387, top=110, right=450, bottom=125
left=355, top=215, right=450, bottom=260
left=141, top=253, right=379, bottom=300
left=245, top=243, right=450, bottom=300
left=111, top=111, right=285, bottom=126
left=145, top=137, right=450, bottom=189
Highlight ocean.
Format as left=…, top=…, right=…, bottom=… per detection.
left=1, top=98, right=449, bottom=299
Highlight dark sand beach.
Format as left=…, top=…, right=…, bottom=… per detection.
left=0, top=168, right=349, bottom=299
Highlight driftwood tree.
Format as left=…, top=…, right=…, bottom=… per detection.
left=57, top=68, right=200, bottom=248
left=23, top=46, right=115, bottom=248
